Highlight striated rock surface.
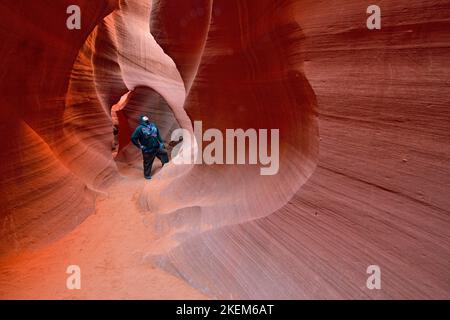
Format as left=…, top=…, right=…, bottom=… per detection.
left=0, top=0, right=119, bottom=255
left=0, top=0, right=449, bottom=299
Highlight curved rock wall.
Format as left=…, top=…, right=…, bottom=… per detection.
left=0, top=0, right=119, bottom=256
left=145, top=0, right=450, bottom=299
left=0, top=0, right=449, bottom=299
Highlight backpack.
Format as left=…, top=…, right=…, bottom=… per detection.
left=141, top=124, right=160, bottom=148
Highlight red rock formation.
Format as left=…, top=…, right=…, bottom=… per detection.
left=0, top=0, right=449, bottom=299
left=0, top=0, right=120, bottom=255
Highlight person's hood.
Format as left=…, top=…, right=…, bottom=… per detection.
left=139, top=115, right=149, bottom=126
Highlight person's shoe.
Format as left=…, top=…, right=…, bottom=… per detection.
left=144, top=175, right=152, bottom=180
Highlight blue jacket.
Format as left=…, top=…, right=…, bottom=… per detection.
left=131, top=116, right=164, bottom=153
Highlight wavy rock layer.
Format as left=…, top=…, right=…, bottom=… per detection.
left=0, top=0, right=449, bottom=299
left=0, top=0, right=119, bottom=255
left=147, top=0, right=450, bottom=299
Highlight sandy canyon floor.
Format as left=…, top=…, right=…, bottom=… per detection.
left=0, top=164, right=206, bottom=300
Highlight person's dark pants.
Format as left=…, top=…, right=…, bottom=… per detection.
left=143, top=149, right=169, bottom=178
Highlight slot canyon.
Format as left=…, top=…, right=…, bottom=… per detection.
left=0, top=0, right=449, bottom=299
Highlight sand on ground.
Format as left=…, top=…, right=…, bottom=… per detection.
left=0, top=164, right=207, bottom=300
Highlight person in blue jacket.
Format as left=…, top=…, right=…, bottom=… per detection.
left=131, top=115, right=168, bottom=179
